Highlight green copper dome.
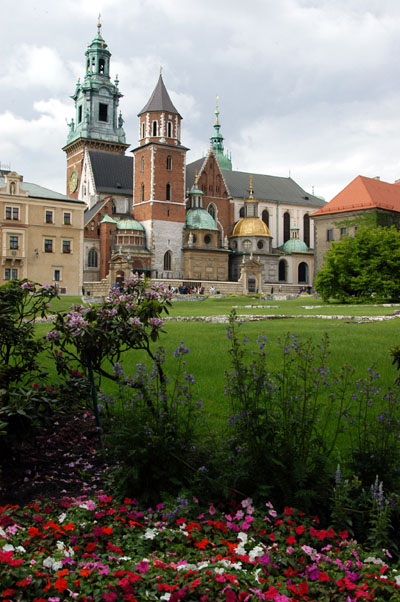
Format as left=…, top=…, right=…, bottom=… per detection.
left=99, top=214, right=117, bottom=224
left=282, top=238, right=309, bottom=253
left=116, top=219, right=145, bottom=231
left=185, top=209, right=218, bottom=231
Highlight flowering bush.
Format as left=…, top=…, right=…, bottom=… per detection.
left=1, top=494, right=399, bottom=601
left=105, top=343, right=206, bottom=502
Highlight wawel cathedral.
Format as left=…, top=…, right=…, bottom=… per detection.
left=63, top=21, right=325, bottom=294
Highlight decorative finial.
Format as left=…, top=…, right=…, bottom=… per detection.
left=214, top=94, right=220, bottom=124
left=97, top=13, right=102, bottom=32
left=249, top=175, right=254, bottom=199
left=194, top=170, right=199, bottom=185
left=160, top=66, right=163, bottom=76
left=312, top=184, right=315, bottom=195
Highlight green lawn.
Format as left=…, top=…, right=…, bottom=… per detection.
left=36, top=296, right=400, bottom=430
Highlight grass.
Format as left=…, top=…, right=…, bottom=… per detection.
left=35, top=296, right=400, bottom=430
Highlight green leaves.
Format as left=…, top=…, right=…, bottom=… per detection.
left=315, top=225, right=400, bottom=303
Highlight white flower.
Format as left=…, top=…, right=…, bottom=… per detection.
left=15, top=546, right=26, bottom=553
left=249, top=545, right=264, bottom=561
left=160, top=594, right=171, bottom=601
left=214, top=567, right=225, bottom=574
left=143, top=528, right=157, bottom=540
left=56, top=540, right=65, bottom=550
left=58, top=512, right=66, bottom=524
left=2, top=544, right=14, bottom=552
left=238, top=532, right=248, bottom=544
left=0, top=527, right=8, bottom=539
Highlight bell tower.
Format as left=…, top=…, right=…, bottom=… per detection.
left=132, top=73, right=188, bottom=277
left=63, top=17, right=129, bottom=199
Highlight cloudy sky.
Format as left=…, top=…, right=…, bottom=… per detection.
left=2, top=0, right=400, bottom=202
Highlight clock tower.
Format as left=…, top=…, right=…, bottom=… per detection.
left=63, top=17, right=129, bottom=199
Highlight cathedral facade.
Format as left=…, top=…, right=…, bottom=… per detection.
left=63, top=22, right=325, bottom=293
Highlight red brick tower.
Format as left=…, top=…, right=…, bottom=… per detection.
left=132, top=74, right=188, bottom=277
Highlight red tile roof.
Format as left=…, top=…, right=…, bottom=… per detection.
left=312, top=175, right=400, bottom=217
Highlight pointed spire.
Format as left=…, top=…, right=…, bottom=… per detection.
left=210, top=96, right=232, bottom=171
left=138, top=74, right=180, bottom=116
left=249, top=175, right=254, bottom=199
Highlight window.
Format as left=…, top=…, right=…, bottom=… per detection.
left=78, top=105, right=82, bottom=123
left=283, top=211, right=290, bottom=243
left=9, top=235, right=19, bottom=249
left=239, top=206, right=245, bottom=218
left=204, top=234, right=211, bottom=245
left=243, top=239, right=252, bottom=251
left=167, top=121, right=172, bottom=137
left=340, top=227, right=347, bottom=238
left=141, top=156, right=144, bottom=172
left=327, top=229, right=334, bottom=241
left=5, top=206, right=19, bottom=220
left=5, top=268, right=18, bottom=280
left=62, top=240, right=71, bottom=254
left=141, top=122, right=145, bottom=138
left=279, top=260, right=287, bottom=282
left=304, top=213, right=310, bottom=246
left=208, top=204, right=216, bottom=219
left=152, top=120, right=158, bottom=136
left=141, top=183, right=145, bottom=202
left=166, top=183, right=171, bottom=201
left=88, top=248, right=98, bottom=268
left=262, top=209, right=269, bottom=228
left=164, top=251, right=172, bottom=271
left=45, top=210, right=53, bottom=224
left=54, top=269, right=61, bottom=282
left=166, top=155, right=172, bottom=170
left=257, top=240, right=264, bottom=249
left=63, top=212, right=71, bottom=225
left=99, top=58, right=105, bottom=74
left=44, top=239, right=53, bottom=253
left=99, top=103, right=108, bottom=122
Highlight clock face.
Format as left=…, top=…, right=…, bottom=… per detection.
left=69, top=169, right=79, bottom=193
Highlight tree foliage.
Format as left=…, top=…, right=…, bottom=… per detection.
left=315, top=225, right=400, bottom=303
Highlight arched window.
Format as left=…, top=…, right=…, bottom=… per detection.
left=167, top=121, right=172, bottom=137
left=279, top=260, right=287, bottom=282
left=111, top=200, right=116, bottom=214
left=164, top=251, right=172, bottom=271
left=99, top=58, right=105, bottom=74
left=208, top=203, right=216, bottom=219
left=298, top=262, right=309, bottom=284
left=239, top=206, right=245, bottom=218
left=303, top=213, right=310, bottom=247
left=88, top=248, right=98, bottom=268
left=166, top=183, right=171, bottom=201
left=166, top=155, right=172, bottom=170
left=141, top=122, right=145, bottom=139
left=141, top=183, right=145, bottom=202
left=141, top=156, right=144, bottom=172
left=283, top=212, right=290, bottom=243
left=152, top=120, right=158, bottom=136
left=262, top=209, right=269, bottom=228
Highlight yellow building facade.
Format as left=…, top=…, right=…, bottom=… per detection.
left=0, top=171, right=85, bottom=294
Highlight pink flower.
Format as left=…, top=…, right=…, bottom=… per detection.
left=136, top=560, right=149, bottom=574
left=209, top=504, right=216, bottom=515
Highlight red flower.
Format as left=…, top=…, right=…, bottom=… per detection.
left=194, top=539, right=211, bottom=549
left=295, top=525, right=305, bottom=535
left=284, top=507, right=294, bottom=515
left=54, top=576, right=68, bottom=593
left=286, top=535, right=296, bottom=545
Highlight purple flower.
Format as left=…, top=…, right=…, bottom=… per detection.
left=148, top=317, right=164, bottom=328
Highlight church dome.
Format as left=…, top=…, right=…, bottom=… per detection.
left=185, top=208, right=218, bottom=230
left=116, top=219, right=145, bottom=231
left=282, top=238, right=309, bottom=252
left=232, top=217, right=270, bottom=237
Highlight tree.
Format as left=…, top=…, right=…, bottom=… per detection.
left=315, top=225, right=400, bottom=303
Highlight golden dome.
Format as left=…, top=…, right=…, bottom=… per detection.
left=232, top=217, right=271, bottom=237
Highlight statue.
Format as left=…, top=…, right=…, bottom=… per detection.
left=118, top=112, right=124, bottom=128
left=188, top=232, right=194, bottom=247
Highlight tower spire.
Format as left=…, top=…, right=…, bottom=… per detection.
left=210, top=96, right=232, bottom=171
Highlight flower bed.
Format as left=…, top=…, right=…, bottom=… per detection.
left=1, top=495, right=399, bottom=601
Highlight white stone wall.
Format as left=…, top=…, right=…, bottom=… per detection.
left=140, top=219, right=184, bottom=278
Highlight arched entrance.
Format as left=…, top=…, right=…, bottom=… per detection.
left=279, top=259, right=287, bottom=282
left=298, top=262, right=309, bottom=284
left=247, top=274, right=257, bottom=293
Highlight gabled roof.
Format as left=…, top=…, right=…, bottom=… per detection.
left=138, top=74, right=180, bottom=116
left=186, top=160, right=325, bottom=208
left=0, top=176, right=84, bottom=203
left=88, top=150, right=133, bottom=195
left=312, top=175, right=400, bottom=217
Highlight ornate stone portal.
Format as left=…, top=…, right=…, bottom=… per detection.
left=238, top=256, right=263, bottom=294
